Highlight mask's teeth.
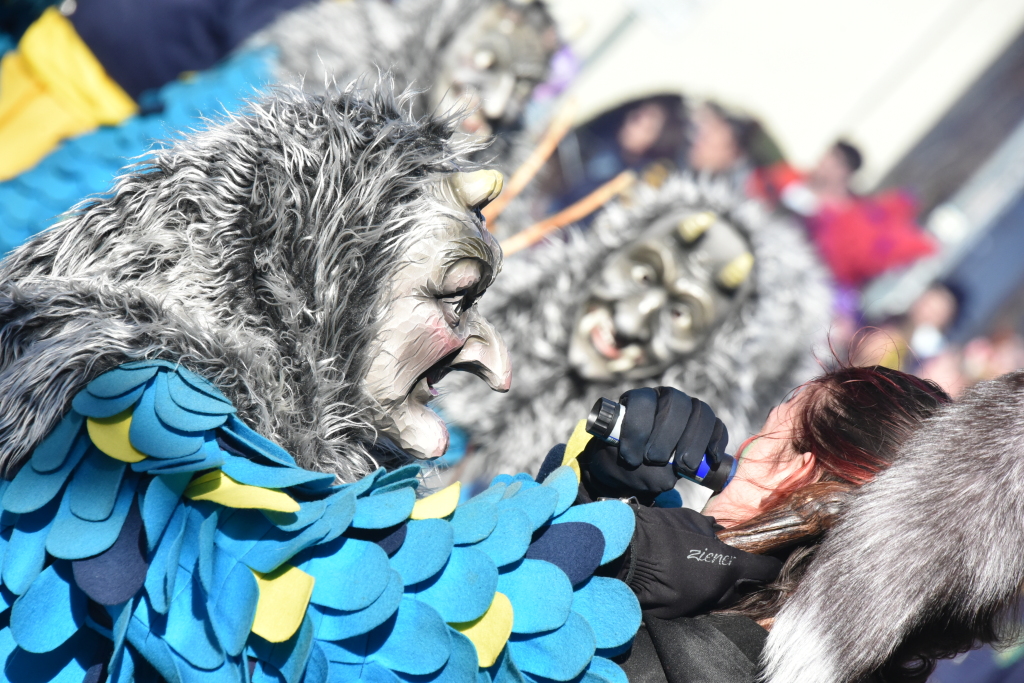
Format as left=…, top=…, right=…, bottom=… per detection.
left=607, top=345, right=642, bottom=373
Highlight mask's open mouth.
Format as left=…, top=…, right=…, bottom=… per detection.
left=416, top=348, right=462, bottom=398
left=579, top=307, right=620, bottom=359
left=579, top=307, right=645, bottom=373
left=590, top=317, right=622, bottom=360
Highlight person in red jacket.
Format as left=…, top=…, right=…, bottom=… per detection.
left=794, top=140, right=937, bottom=290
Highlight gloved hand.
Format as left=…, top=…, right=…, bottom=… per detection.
left=621, top=505, right=782, bottom=619
left=581, top=387, right=728, bottom=503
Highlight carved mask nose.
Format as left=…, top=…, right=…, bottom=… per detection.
left=450, top=170, right=504, bottom=210
left=614, top=289, right=666, bottom=341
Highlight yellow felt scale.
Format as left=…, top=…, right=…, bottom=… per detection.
left=251, top=564, right=316, bottom=643
left=411, top=481, right=461, bottom=520
left=184, top=470, right=300, bottom=513
left=451, top=592, right=515, bottom=667
left=86, top=411, right=147, bottom=463
left=560, top=419, right=591, bottom=482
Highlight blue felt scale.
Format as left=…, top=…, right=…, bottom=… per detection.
left=0, top=360, right=641, bottom=682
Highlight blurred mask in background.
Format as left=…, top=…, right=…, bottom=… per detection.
left=569, top=210, right=755, bottom=381
left=431, top=1, right=558, bottom=137
left=437, top=175, right=833, bottom=482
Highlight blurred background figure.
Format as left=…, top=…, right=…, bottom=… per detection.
left=789, top=140, right=937, bottom=292
left=779, top=140, right=939, bottom=365
left=547, top=94, right=686, bottom=213
left=687, top=101, right=746, bottom=176
left=908, top=284, right=959, bottom=360
left=686, top=100, right=796, bottom=207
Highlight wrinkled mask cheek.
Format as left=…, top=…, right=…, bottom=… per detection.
left=363, top=298, right=419, bottom=409
left=388, top=303, right=464, bottom=402
left=364, top=307, right=458, bottom=460
left=388, top=398, right=450, bottom=460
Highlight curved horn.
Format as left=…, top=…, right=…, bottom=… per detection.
left=450, top=170, right=504, bottom=210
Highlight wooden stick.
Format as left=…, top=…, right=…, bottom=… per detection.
left=716, top=481, right=853, bottom=554
left=500, top=170, right=637, bottom=256
left=483, top=99, right=578, bottom=227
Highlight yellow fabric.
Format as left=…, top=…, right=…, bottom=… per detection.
left=21, top=8, right=137, bottom=122
left=451, top=592, right=514, bottom=667
left=0, top=51, right=82, bottom=181
left=251, top=564, right=316, bottom=643
left=0, top=7, right=137, bottom=180
left=410, top=482, right=461, bottom=520
left=562, top=419, right=592, bottom=466
left=184, top=470, right=301, bottom=513
left=87, top=411, right=147, bottom=463
left=568, top=458, right=581, bottom=482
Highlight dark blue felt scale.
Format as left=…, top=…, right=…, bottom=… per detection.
left=0, top=360, right=640, bottom=683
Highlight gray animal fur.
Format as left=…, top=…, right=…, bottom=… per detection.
left=439, top=174, right=833, bottom=480
left=762, top=371, right=1024, bottom=682
left=0, top=83, right=483, bottom=483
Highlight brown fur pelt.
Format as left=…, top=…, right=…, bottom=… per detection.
left=717, top=481, right=853, bottom=555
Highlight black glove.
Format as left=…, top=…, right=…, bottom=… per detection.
left=621, top=506, right=782, bottom=619
left=581, top=387, right=729, bottom=503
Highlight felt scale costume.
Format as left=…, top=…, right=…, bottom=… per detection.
left=0, top=360, right=638, bottom=682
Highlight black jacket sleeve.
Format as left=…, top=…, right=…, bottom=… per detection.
left=619, top=506, right=782, bottom=619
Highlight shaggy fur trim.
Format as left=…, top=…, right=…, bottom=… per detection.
left=762, top=372, right=1024, bottom=682
left=0, top=83, right=485, bottom=482
left=439, top=174, right=833, bottom=480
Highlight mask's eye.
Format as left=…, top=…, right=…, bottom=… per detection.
left=474, top=49, right=496, bottom=71
left=440, top=290, right=476, bottom=327
left=669, top=301, right=693, bottom=333
left=631, top=263, right=657, bottom=286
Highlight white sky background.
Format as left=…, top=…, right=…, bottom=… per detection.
left=547, top=0, right=1024, bottom=189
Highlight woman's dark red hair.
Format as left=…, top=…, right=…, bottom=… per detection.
left=763, top=364, right=951, bottom=513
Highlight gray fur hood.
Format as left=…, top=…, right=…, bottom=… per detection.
left=0, top=85, right=476, bottom=482
left=440, top=174, right=833, bottom=479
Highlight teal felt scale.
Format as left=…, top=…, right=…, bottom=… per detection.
left=0, top=360, right=641, bottom=682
